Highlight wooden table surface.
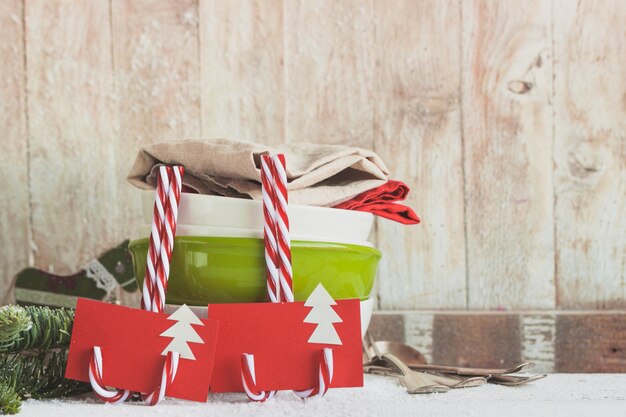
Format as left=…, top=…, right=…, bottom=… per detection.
left=20, top=374, right=626, bottom=417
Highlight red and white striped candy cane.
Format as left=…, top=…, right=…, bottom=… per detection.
left=293, top=348, right=334, bottom=399
left=240, top=354, right=276, bottom=402
left=89, top=347, right=180, bottom=406
left=91, top=165, right=184, bottom=406
left=152, top=166, right=184, bottom=313
left=141, top=166, right=171, bottom=311
left=272, top=154, right=293, bottom=303
left=145, top=164, right=184, bottom=313
left=272, top=155, right=334, bottom=399
left=142, top=165, right=183, bottom=404
left=261, top=155, right=280, bottom=303
left=89, top=346, right=131, bottom=404
left=243, top=154, right=334, bottom=401
left=241, top=155, right=280, bottom=401
left=141, top=351, right=180, bottom=406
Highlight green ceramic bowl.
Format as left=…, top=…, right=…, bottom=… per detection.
left=129, top=236, right=381, bottom=305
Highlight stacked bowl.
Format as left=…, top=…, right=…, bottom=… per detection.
left=128, top=191, right=381, bottom=335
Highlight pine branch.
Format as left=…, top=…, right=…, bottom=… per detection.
left=0, top=350, right=90, bottom=402
left=0, top=306, right=74, bottom=353
left=0, top=306, right=89, bottom=414
left=0, top=383, right=20, bottom=415
left=0, top=307, right=30, bottom=347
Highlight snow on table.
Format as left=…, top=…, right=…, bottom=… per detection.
left=21, top=374, right=626, bottom=417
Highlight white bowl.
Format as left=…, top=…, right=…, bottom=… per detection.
left=141, top=191, right=374, bottom=243
left=134, top=224, right=374, bottom=247
left=164, top=297, right=374, bottom=339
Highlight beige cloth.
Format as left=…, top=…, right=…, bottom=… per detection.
left=127, top=139, right=390, bottom=207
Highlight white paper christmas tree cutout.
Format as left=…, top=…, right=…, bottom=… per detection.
left=303, top=283, right=343, bottom=345
left=160, top=304, right=204, bottom=360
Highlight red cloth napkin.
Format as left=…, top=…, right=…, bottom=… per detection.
left=334, top=180, right=420, bottom=225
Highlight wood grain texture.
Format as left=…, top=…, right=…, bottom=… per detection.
left=0, top=0, right=28, bottom=303
left=522, top=314, right=555, bottom=373
left=367, top=313, right=405, bottom=342
left=199, top=0, right=284, bottom=145
left=283, top=0, right=378, bottom=300
left=553, top=0, right=626, bottom=309
left=25, top=0, right=118, bottom=273
left=284, top=0, right=373, bottom=146
left=404, top=313, right=434, bottom=364
left=112, top=0, right=201, bottom=241
left=432, top=314, right=522, bottom=368
left=462, top=0, right=555, bottom=309
left=0, top=1, right=624, bottom=312
left=370, top=310, right=626, bottom=372
left=555, top=313, right=626, bottom=372
left=374, top=0, right=466, bottom=310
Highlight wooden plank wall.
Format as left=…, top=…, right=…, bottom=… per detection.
left=0, top=0, right=624, bottom=311
left=374, top=0, right=466, bottom=309
left=0, top=0, right=29, bottom=305
left=462, top=0, right=556, bottom=309
left=553, top=0, right=626, bottom=309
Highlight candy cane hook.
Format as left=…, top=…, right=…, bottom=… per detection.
left=241, top=354, right=276, bottom=402
left=141, top=351, right=180, bottom=406
left=89, top=346, right=131, bottom=404
left=293, top=348, right=334, bottom=399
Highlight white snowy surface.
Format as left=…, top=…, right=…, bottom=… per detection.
left=20, top=374, right=626, bottom=417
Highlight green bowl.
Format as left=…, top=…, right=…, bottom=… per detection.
left=129, top=236, right=381, bottom=305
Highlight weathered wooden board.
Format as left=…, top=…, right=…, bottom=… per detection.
left=555, top=313, right=626, bottom=372
left=553, top=0, right=626, bottom=309
left=110, top=0, right=201, bottom=306
left=112, top=0, right=201, bottom=239
left=370, top=310, right=626, bottom=373
left=284, top=0, right=373, bottom=147
left=199, top=0, right=284, bottom=145
left=433, top=313, right=523, bottom=368
left=25, top=1, right=118, bottom=273
left=0, top=0, right=28, bottom=303
left=522, top=314, right=556, bottom=372
left=373, top=0, right=466, bottom=309
left=283, top=0, right=378, bottom=301
left=462, top=0, right=555, bottom=309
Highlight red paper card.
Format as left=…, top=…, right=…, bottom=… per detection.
left=208, top=292, right=363, bottom=392
left=65, top=299, right=219, bottom=402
